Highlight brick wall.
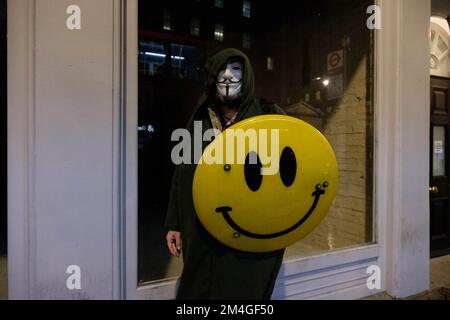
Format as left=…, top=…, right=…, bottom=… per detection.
left=286, top=57, right=371, bottom=258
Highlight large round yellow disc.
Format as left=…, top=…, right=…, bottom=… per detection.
left=193, top=115, right=338, bottom=253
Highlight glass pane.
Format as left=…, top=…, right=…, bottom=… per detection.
left=170, top=43, right=204, bottom=81
left=138, top=0, right=375, bottom=283
left=433, top=126, right=446, bottom=177
left=138, top=41, right=165, bottom=77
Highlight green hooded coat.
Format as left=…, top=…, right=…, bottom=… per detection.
left=165, top=48, right=285, bottom=300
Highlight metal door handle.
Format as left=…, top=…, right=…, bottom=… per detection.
left=429, top=186, right=439, bottom=194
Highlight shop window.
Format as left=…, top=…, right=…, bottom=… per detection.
left=138, top=0, right=375, bottom=283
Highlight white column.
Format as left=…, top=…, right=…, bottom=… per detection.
left=8, top=0, right=123, bottom=299
left=378, top=0, right=431, bottom=298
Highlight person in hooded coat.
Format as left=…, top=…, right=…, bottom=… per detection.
left=165, top=48, right=286, bottom=300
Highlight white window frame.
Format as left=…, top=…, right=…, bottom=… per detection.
left=123, top=0, right=430, bottom=300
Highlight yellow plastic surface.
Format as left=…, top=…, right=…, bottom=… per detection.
left=193, top=115, right=339, bottom=253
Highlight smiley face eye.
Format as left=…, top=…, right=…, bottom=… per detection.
left=280, top=147, right=297, bottom=187
left=244, top=152, right=263, bottom=192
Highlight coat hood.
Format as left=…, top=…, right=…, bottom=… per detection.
left=204, top=48, right=255, bottom=106
left=190, top=48, right=260, bottom=127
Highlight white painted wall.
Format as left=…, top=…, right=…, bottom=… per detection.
left=8, top=0, right=122, bottom=299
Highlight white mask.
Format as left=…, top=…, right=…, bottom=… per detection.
left=216, top=61, right=243, bottom=102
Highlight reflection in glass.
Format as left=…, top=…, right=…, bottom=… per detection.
left=163, top=11, right=172, bottom=31
left=267, top=57, right=274, bottom=71
left=242, top=33, right=251, bottom=49
left=138, top=0, right=375, bottom=283
left=243, top=0, right=251, bottom=18
left=170, top=43, right=204, bottom=81
left=214, top=24, right=224, bottom=42
left=190, top=17, right=200, bottom=37
left=215, top=0, right=224, bottom=9
left=139, top=41, right=165, bottom=77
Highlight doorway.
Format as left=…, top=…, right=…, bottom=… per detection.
left=430, top=76, right=450, bottom=257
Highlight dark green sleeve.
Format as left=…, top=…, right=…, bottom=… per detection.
left=165, top=166, right=181, bottom=231
left=272, top=104, right=287, bottom=115
left=260, top=102, right=287, bottom=116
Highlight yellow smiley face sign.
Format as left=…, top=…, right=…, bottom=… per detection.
left=193, top=115, right=338, bottom=253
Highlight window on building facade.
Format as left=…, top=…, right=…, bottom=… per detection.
left=163, top=11, right=172, bottom=31
left=138, top=0, right=375, bottom=283
left=214, top=23, right=224, bottom=41
left=138, top=41, right=166, bottom=77
left=267, top=56, right=274, bottom=71
left=190, top=17, right=200, bottom=36
left=242, top=32, right=251, bottom=49
left=215, top=0, right=224, bottom=9
left=243, top=0, right=251, bottom=18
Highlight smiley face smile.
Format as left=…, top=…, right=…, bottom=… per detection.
left=215, top=185, right=327, bottom=240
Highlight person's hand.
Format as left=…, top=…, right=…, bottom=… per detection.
left=166, top=231, right=182, bottom=257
